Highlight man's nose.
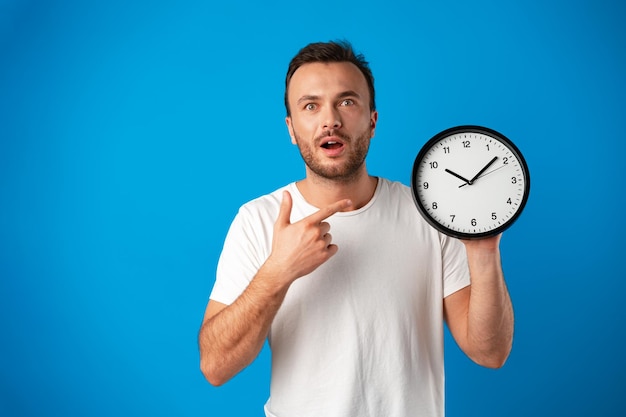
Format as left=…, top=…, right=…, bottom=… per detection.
left=321, top=106, right=342, bottom=130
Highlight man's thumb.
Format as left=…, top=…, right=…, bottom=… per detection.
left=276, top=190, right=293, bottom=226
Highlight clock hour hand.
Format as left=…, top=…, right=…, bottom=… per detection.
left=468, top=156, right=498, bottom=185
left=444, top=168, right=471, bottom=185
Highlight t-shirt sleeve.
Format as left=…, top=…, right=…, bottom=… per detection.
left=440, top=234, right=471, bottom=298
left=209, top=207, right=268, bottom=305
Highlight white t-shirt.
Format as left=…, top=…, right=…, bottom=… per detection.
left=210, top=178, right=470, bottom=417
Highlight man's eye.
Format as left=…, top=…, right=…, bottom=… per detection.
left=304, top=103, right=317, bottom=111
left=340, top=99, right=354, bottom=106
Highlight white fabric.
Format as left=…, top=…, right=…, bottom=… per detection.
left=210, top=178, right=470, bottom=417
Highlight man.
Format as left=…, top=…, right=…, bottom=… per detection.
left=199, top=40, right=513, bottom=417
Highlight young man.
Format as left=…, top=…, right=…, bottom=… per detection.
left=199, top=41, right=513, bottom=417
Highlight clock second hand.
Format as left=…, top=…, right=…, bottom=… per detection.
left=459, top=161, right=506, bottom=188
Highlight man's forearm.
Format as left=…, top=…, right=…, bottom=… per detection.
left=199, top=268, right=289, bottom=386
left=465, top=244, right=514, bottom=367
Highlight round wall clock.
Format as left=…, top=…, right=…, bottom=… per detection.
left=411, top=125, right=530, bottom=239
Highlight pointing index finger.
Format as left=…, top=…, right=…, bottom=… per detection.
left=307, top=199, right=353, bottom=224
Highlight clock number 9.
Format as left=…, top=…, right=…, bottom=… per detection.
left=423, top=182, right=429, bottom=189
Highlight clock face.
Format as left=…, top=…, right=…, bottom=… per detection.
left=411, top=126, right=530, bottom=239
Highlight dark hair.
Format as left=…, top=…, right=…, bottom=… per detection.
left=284, top=40, right=376, bottom=116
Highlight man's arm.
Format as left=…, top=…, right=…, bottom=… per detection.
left=443, top=234, right=514, bottom=368
left=198, top=191, right=352, bottom=386
left=198, top=268, right=290, bottom=386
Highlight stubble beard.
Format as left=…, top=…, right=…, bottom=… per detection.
left=293, top=127, right=372, bottom=184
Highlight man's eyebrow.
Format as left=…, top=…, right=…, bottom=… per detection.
left=337, top=90, right=361, bottom=100
left=296, top=91, right=362, bottom=105
left=296, top=95, right=321, bottom=105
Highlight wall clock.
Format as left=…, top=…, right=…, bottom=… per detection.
left=411, top=125, right=530, bottom=239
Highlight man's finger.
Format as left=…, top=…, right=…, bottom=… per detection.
left=276, top=191, right=293, bottom=226
left=326, top=243, right=339, bottom=257
left=307, top=199, right=352, bottom=224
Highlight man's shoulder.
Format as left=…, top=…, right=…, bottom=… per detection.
left=377, top=177, right=413, bottom=200
left=379, top=177, right=410, bottom=190
left=237, top=183, right=292, bottom=216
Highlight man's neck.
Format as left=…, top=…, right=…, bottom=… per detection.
left=295, top=167, right=378, bottom=211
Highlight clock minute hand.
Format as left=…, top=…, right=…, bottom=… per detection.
left=444, top=168, right=472, bottom=185
left=469, top=156, right=498, bottom=185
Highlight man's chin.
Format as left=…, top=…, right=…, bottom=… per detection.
left=305, top=162, right=366, bottom=183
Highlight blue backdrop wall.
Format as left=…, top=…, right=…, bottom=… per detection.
left=1, top=0, right=625, bottom=415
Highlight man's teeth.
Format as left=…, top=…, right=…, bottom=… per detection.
left=322, top=141, right=342, bottom=149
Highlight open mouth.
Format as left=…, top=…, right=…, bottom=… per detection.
left=321, top=140, right=344, bottom=150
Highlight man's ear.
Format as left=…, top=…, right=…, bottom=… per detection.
left=369, top=110, right=379, bottom=138
left=285, top=116, right=297, bottom=145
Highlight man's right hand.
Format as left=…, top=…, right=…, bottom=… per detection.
left=200, top=191, right=351, bottom=386
left=264, top=190, right=352, bottom=285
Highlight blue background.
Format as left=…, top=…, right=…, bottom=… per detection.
left=1, top=0, right=624, bottom=415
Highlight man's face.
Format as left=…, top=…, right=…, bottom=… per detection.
left=286, top=62, right=378, bottom=182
